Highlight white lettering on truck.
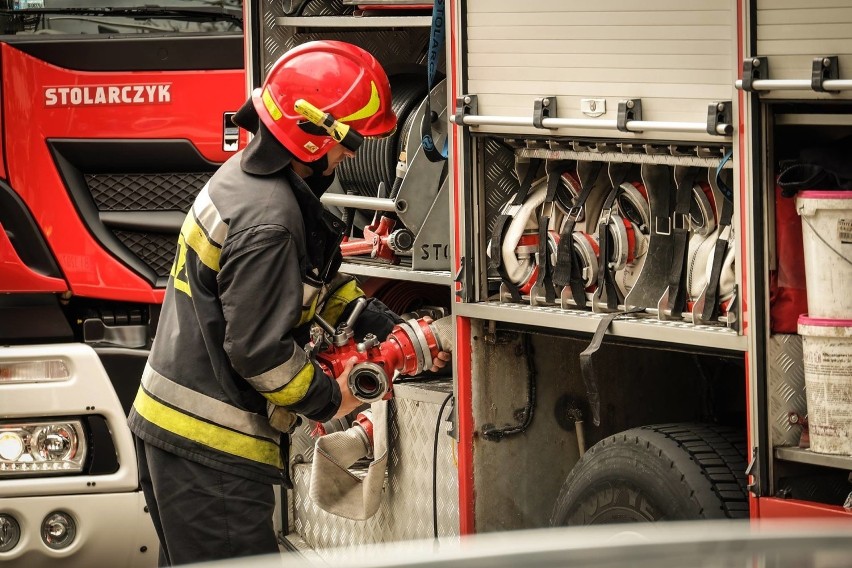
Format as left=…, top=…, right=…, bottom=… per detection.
left=43, top=84, right=172, bottom=107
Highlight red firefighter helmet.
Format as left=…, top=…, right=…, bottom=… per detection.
left=252, top=40, right=397, bottom=163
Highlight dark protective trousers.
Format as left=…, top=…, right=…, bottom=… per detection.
left=135, top=436, right=279, bottom=567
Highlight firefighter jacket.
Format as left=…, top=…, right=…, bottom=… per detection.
left=128, top=153, right=368, bottom=484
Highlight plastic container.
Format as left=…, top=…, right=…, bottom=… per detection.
left=798, top=316, right=852, bottom=455
left=797, top=191, right=852, bottom=319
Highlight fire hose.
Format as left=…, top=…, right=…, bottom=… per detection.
left=309, top=297, right=453, bottom=520
left=492, top=173, right=651, bottom=304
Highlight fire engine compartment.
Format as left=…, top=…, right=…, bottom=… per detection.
left=246, top=0, right=852, bottom=551
left=762, top=102, right=852, bottom=510
left=467, top=321, right=746, bottom=531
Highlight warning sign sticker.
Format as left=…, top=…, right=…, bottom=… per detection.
left=839, top=219, right=852, bottom=244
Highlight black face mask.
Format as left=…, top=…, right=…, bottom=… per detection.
left=303, top=169, right=336, bottom=198
left=294, top=154, right=334, bottom=197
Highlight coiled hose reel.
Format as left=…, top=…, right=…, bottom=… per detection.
left=334, top=72, right=430, bottom=235
left=493, top=172, right=650, bottom=301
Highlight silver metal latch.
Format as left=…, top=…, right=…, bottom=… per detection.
left=223, top=111, right=239, bottom=152
left=581, top=98, right=606, bottom=117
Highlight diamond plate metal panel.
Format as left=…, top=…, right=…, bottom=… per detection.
left=482, top=138, right=520, bottom=281
left=290, top=380, right=458, bottom=561
left=483, top=138, right=520, bottom=239
left=768, top=334, right=807, bottom=448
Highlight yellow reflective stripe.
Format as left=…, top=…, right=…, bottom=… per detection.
left=173, top=277, right=192, bottom=297
left=181, top=212, right=222, bottom=272
left=141, top=363, right=278, bottom=441
left=319, top=280, right=365, bottom=326
left=262, top=87, right=283, bottom=121
left=263, top=362, right=314, bottom=406
left=338, top=81, right=380, bottom=123
left=133, top=388, right=282, bottom=468
left=170, top=233, right=192, bottom=297
left=297, top=294, right=319, bottom=327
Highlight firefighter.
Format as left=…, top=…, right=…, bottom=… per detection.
left=127, top=40, right=451, bottom=566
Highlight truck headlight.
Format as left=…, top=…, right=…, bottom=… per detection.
left=0, top=421, right=86, bottom=476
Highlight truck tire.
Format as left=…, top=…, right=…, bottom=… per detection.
left=551, top=423, right=749, bottom=525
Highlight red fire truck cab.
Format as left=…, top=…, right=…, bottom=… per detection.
left=0, top=3, right=245, bottom=566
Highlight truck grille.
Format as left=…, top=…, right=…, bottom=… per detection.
left=113, top=231, right=178, bottom=279
left=48, top=139, right=220, bottom=287
left=84, top=172, right=210, bottom=281
left=85, top=172, right=208, bottom=212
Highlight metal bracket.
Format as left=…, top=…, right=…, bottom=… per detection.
left=741, top=57, right=768, bottom=92
left=672, top=212, right=690, bottom=233
left=654, top=215, right=672, bottom=236
left=617, top=99, right=642, bottom=132
left=83, top=318, right=147, bottom=348
left=707, top=101, right=732, bottom=136
left=444, top=397, right=458, bottom=441
left=618, top=143, right=644, bottom=154
left=726, top=284, right=740, bottom=332
left=690, top=281, right=710, bottom=326
left=454, top=255, right=470, bottom=302
left=533, top=96, right=557, bottom=129
left=812, top=56, right=839, bottom=92
left=656, top=286, right=672, bottom=321
left=745, top=445, right=760, bottom=496
left=453, top=94, right=478, bottom=125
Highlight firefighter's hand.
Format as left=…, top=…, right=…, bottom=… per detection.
left=430, top=350, right=452, bottom=373
left=333, top=356, right=361, bottom=419
left=422, top=316, right=452, bottom=373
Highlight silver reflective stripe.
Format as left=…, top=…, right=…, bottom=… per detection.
left=141, top=364, right=278, bottom=442
left=246, top=348, right=309, bottom=393
left=193, top=185, right=229, bottom=245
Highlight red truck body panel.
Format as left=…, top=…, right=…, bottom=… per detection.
left=1, top=43, right=245, bottom=302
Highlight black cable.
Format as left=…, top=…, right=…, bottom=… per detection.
left=433, top=391, right=453, bottom=541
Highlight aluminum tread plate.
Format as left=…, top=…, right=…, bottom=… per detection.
left=340, top=262, right=452, bottom=285
left=768, top=334, right=807, bottom=449
left=774, top=447, right=852, bottom=471
left=291, top=385, right=458, bottom=558
left=454, top=301, right=746, bottom=351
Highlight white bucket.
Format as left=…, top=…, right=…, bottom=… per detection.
left=797, top=191, right=852, bottom=319
left=798, top=315, right=852, bottom=455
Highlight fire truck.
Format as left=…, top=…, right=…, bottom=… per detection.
left=0, top=1, right=245, bottom=566
left=243, top=0, right=852, bottom=557
left=4, top=0, right=852, bottom=565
